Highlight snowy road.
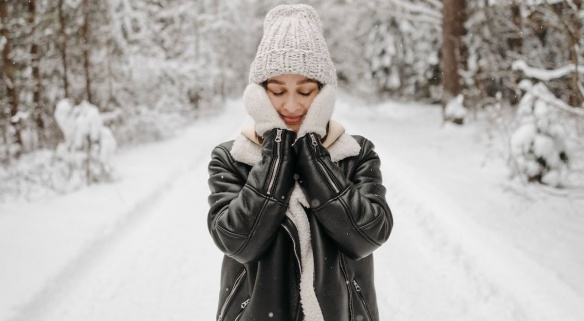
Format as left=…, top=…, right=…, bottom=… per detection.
left=8, top=101, right=246, bottom=321
left=20, top=157, right=225, bottom=321
left=10, top=97, right=584, bottom=321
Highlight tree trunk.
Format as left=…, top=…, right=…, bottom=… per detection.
left=510, top=1, right=522, bottom=53
left=441, top=0, right=464, bottom=97
left=58, top=0, right=69, bottom=98
left=546, top=0, right=583, bottom=106
left=0, top=1, right=23, bottom=148
left=441, top=0, right=466, bottom=124
left=567, top=0, right=583, bottom=106
left=82, top=0, right=93, bottom=103
left=29, top=0, right=45, bottom=146
left=442, top=0, right=460, bottom=100
left=104, top=1, right=114, bottom=107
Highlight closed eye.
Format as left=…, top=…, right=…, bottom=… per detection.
left=270, top=91, right=284, bottom=97
left=299, top=92, right=312, bottom=97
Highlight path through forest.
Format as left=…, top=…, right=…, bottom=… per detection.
left=3, top=96, right=583, bottom=321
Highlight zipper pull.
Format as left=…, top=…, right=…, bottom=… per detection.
left=275, top=129, right=282, bottom=142
left=352, top=280, right=361, bottom=292
left=309, top=133, right=318, bottom=146
left=240, top=298, right=250, bottom=309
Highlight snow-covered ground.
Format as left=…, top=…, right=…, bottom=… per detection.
left=1, top=95, right=583, bottom=321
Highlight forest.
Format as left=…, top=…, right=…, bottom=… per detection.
left=1, top=0, right=583, bottom=199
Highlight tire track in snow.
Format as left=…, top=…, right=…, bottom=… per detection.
left=13, top=101, right=248, bottom=321
left=27, top=155, right=225, bottom=321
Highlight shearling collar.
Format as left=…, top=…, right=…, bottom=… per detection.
left=240, top=120, right=345, bottom=149
left=231, top=120, right=361, bottom=166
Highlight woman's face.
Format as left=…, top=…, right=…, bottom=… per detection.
left=265, top=74, right=320, bottom=132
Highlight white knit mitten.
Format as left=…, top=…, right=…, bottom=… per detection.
left=244, top=83, right=287, bottom=137
left=296, top=85, right=336, bottom=138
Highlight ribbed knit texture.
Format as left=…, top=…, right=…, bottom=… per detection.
left=249, top=4, right=337, bottom=85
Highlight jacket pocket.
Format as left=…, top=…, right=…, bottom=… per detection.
left=352, top=279, right=374, bottom=321
left=218, top=269, right=247, bottom=321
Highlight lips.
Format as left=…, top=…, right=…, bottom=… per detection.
left=281, top=115, right=303, bottom=124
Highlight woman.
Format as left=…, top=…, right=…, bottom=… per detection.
left=207, top=4, right=393, bottom=321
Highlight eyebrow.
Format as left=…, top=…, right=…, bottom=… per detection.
left=267, top=79, right=284, bottom=85
left=297, top=79, right=318, bottom=85
left=266, top=78, right=318, bottom=85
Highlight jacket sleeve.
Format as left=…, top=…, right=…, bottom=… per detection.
left=294, top=133, right=393, bottom=260
left=207, top=128, right=296, bottom=264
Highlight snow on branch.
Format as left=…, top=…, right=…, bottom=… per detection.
left=489, top=0, right=563, bottom=5
left=389, top=0, right=442, bottom=21
left=512, top=60, right=584, bottom=82
left=525, top=0, right=564, bottom=5
left=422, top=0, right=443, bottom=10
left=362, top=0, right=441, bottom=25
left=386, top=11, right=441, bottom=26
left=518, top=80, right=584, bottom=117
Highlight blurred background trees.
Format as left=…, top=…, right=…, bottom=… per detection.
left=1, top=0, right=583, bottom=189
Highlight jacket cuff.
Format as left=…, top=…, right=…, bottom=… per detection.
left=257, top=128, right=296, bottom=199
left=294, top=133, right=343, bottom=204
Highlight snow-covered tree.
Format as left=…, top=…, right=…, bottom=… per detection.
left=1, top=1, right=23, bottom=159
left=364, top=20, right=402, bottom=98
left=510, top=81, right=569, bottom=187
left=323, top=0, right=442, bottom=102
left=53, top=98, right=117, bottom=191
left=465, top=0, right=583, bottom=110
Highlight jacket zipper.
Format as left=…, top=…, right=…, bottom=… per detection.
left=309, top=133, right=340, bottom=194
left=217, top=269, right=247, bottom=321
left=352, top=280, right=373, bottom=321
left=282, top=224, right=302, bottom=272
left=267, top=129, right=283, bottom=195
left=234, top=298, right=250, bottom=321
left=338, top=254, right=354, bottom=320
left=283, top=223, right=303, bottom=321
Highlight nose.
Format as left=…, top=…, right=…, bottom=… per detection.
left=282, top=94, right=302, bottom=114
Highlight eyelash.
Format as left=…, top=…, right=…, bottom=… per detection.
left=270, top=91, right=312, bottom=97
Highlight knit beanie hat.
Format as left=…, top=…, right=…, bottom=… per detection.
left=249, top=4, right=337, bottom=86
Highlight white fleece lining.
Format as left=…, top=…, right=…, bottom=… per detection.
left=229, top=127, right=361, bottom=321
left=230, top=135, right=262, bottom=166
left=287, top=182, right=323, bottom=321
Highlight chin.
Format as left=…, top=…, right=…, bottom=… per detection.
left=287, top=125, right=300, bottom=132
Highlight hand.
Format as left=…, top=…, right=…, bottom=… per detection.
left=296, top=85, right=336, bottom=138
left=244, top=83, right=287, bottom=137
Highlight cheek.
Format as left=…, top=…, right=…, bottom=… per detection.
left=267, top=95, right=282, bottom=111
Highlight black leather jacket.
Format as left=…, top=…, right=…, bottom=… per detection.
left=207, top=128, right=393, bottom=321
